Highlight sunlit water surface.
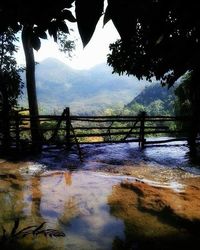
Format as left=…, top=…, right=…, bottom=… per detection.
left=0, top=139, right=200, bottom=249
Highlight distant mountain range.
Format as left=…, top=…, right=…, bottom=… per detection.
left=19, top=58, right=148, bottom=114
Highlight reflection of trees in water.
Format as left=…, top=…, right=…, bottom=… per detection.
left=0, top=169, right=68, bottom=249
left=59, top=196, right=80, bottom=225
left=0, top=168, right=45, bottom=226
left=57, top=171, right=81, bottom=224
left=0, top=166, right=44, bottom=224
left=108, top=181, right=200, bottom=250
left=33, top=170, right=80, bottom=227
left=0, top=170, right=43, bottom=249
left=64, top=172, right=72, bottom=186
left=30, top=176, right=42, bottom=220
left=0, top=171, right=26, bottom=224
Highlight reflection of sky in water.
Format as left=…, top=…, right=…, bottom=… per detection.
left=21, top=171, right=125, bottom=250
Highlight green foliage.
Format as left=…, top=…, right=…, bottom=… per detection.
left=107, top=1, right=200, bottom=87
left=126, top=83, right=176, bottom=116
left=174, top=73, right=192, bottom=117
left=0, top=28, right=23, bottom=110
left=0, top=1, right=76, bottom=48
left=57, top=32, right=75, bottom=57
left=174, top=73, right=193, bottom=135
left=124, top=102, right=145, bottom=116
left=1, top=1, right=200, bottom=83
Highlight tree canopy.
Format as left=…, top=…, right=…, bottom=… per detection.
left=0, top=28, right=23, bottom=150
left=0, top=0, right=76, bottom=50
left=106, top=1, right=200, bottom=86
left=0, top=28, right=23, bottom=109
left=1, top=0, right=200, bottom=84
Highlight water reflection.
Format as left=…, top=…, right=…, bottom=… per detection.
left=0, top=166, right=126, bottom=250
left=0, top=141, right=200, bottom=249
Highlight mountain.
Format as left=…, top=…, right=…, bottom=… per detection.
left=20, top=58, right=148, bottom=114
left=126, top=83, right=177, bottom=115
left=127, top=83, right=176, bottom=106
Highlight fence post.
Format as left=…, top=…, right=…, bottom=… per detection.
left=139, top=111, right=146, bottom=149
left=15, top=111, right=20, bottom=151
left=65, top=107, right=71, bottom=149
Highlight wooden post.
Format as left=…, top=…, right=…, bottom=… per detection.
left=139, top=111, right=146, bottom=149
left=65, top=107, right=71, bottom=149
left=15, top=111, right=20, bottom=151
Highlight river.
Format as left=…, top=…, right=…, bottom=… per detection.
left=0, top=138, right=200, bottom=249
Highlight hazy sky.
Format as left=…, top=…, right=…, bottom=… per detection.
left=16, top=17, right=120, bottom=70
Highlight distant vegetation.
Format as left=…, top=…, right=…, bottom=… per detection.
left=100, top=82, right=177, bottom=117
left=19, top=59, right=180, bottom=117
left=17, top=76, right=191, bottom=145
left=126, top=83, right=176, bottom=116
left=19, top=58, right=148, bottom=114
left=18, top=57, right=187, bottom=118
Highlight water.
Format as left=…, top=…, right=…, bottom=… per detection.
left=0, top=139, right=200, bottom=249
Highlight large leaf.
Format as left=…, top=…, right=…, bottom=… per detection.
left=30, top=33, right=41, bottom=51
left=75, top=0, right=104, bottom=47
left=107, top=0, right=137, bottom=41
left=57, top=21, right=69, bottom=33
left=61, top=9, right=76, bottom=22
left=34, top=27, right=47, bottom=39
left=48, top=21, right=58, bottom=42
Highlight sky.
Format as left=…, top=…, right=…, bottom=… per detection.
left=16, top=17, right=120, bottom=70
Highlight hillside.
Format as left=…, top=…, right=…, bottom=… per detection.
left=126, top=83, right=177, bottom=115
left=19, top=58, right=148, bottom=114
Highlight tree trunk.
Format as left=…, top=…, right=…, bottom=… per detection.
left=188, top=69, right=200, bottom=161
left=22, top=25, right=42, bottom=152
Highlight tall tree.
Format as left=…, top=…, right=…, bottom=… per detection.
left=0, top=0, right=76, bottom=150
left=0, top=28, right=23, bottom=151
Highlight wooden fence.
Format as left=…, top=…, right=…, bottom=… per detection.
left=6, top=107, right=196, bottom=153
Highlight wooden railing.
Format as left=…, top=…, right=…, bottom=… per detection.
left=5, top=108, right=197, bottom=153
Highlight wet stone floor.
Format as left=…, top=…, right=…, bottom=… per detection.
left=0, top=140, right=200, bottom=250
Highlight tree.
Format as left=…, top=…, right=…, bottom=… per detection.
left=106, top=2, right=200, bottom=80
left=174, top=73, right=199, bottom=156
left=105, top=1, right=200, bottom=153
left=0, top=0, right=77, bottom=150
left=76, top=1, right=200, bottom=141
left=175, top=73, right=192, bottom=117
left=0, top=28, right=23, bottom=151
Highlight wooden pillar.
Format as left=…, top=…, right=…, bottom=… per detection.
left=139, top=111, right=146, bottom=149
left=65, top=107, right=71, bottom=149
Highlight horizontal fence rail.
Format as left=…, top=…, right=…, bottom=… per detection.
left=1, top=108, right=199, bottom=155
